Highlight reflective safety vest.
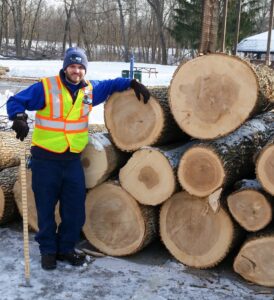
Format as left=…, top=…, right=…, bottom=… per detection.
left=32, top=76, right=93, bottom=153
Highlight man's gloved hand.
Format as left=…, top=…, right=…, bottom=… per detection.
left=11, top=113, right=29, bottom=141
left=130, top=79, right=150, bottom=104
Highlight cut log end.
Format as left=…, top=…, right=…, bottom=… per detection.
left=234, top=237, right=274, bottom=287
left=160, top=191, right=234, bottom=268
left=178, top=146, right=225, bottom=197
left=83, top=182, right=156, bottom=256
left=227, top=190, right=272, bottom=232
left=256, top=144, right=274, bottom=195
left=169, top=54, right=258, bottom=139
left=119, top=148, right=176, bottom=205
left=104, top=89, right=164, bottom=151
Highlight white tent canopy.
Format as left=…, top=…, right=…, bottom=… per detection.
left=237, top=30, right=274, bottom=53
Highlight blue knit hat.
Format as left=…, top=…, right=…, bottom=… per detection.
left=63, top=47, right=88, bottom=71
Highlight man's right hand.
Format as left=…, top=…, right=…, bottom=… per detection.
left=12, top=113, right=29, bottom=141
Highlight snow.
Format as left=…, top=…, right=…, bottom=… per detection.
left=1, top=59, right=274, bottom=299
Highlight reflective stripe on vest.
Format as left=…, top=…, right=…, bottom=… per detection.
left=46, top=77, right=63, bottom=118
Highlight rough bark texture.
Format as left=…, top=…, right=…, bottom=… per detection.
left=0, top=131, right=32, bottom=171
left=81, top=132, right=129, bottom=189
left=104, top=88, right=186, bottom=152
left=160, top=191, right=242, bottom=269
left=169, top=54, right=274, bottom=140
left=83, top=181, right=158, bottom=256
left=0, top=166, right=19, bottom=224
left=119, top=141, right=196, bottom=205
left=227, top=179, right=273, bottom=232
left=234, top=235, right=274, bottom=287
left=178, top=112, right=274, bottom=197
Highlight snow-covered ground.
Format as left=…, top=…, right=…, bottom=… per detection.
left=0, top=60, right=274, bottom=299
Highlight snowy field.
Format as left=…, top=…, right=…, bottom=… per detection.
left=0, top=60, right=274, bottom=300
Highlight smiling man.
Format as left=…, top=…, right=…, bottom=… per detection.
left=7, top=47, right=150, bottom=271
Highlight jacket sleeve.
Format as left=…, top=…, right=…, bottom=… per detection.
left=90, top=77, right=131, bottom=107
left=7, top=81, right=46, bottom=120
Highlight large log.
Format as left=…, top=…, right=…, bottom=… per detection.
left=178, top=112, right=274, bottom=197
left=83, top=181, right=157, bottom=256
left=234, top=235, right=274, bottom=287
left=81, top=132, right=128, bottom=189
left=227, top=179, right=273, bottom=232
left=104, top=88, right=186, bottom=151
left=0, top=166, right=19, bottom=224
left=160, top=191, right=240, bottom=268
left=169, top=54, right=274, bottom=140
left=13, top=169, right=60, bottom=231
left=256, top=138, right=274, bottom=195
left=119, top=142, right=195, bottom=205
left=0, top=131, right=32, bottom=171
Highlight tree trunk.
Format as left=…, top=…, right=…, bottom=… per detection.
left=83, top=181, right=158, bottom=256
left=13, top=169, right=60, bottom=231
left=177, top=112, right=274, bottom=197
left=160, top=190, right=241, bottom=269
left=117, top=0, right=129, bottom=62
left=0, top=166, right=19, bottom=224
left=256, top=138, right=274, bottom=196
left=62, top=0, right=75, bottom=55
left=0, top=131, right=32, bottom=171
left=169, top=54, right=274, bottom=140
left=119, top=142, right=196, bottom=206
left=234, top=235, right=274, bottom=287
left=81, top=132, right=128, bottom=189
left=104, top=88, right=186, bottom=152
left=227, top=179, right=273, bottom=232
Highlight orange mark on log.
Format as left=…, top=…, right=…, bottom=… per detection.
left=138, top=166, right=159, bottom=189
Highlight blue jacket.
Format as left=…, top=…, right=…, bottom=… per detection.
left=7, top=70, right=131, bottom=120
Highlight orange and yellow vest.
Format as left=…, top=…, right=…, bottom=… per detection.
left=32, top=76, right=93, bottom=153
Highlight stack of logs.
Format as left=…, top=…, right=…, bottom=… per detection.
left=2, top=54, right=274, bottom=287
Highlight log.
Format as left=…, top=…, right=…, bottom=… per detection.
left=0, top=131, right=32, bottom=171
left=227, top=179, right=273, bottom=232
left=104, top=88, right=186, bottom=151
left=83, top=181, right=157, bottom=256
left=160, top=191, right=239, bottom=268
left=13, top=169, right=60, bottom=231
left=119, top=142, right=195, bottom=205
left=234, top=235, right=274, bottom=287
left=0, top=166, right=19, bottom=224
left=169, top=54, right=274, bottom=140
left=178, top=112, right=274, bottom=197
left=256, top=139, right=274, bottom=196
left=81, top=132, right=128, bottom=189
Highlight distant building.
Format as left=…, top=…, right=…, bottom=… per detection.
left=237, top=30, right=274, bottom=62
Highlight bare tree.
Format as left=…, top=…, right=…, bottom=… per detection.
left=116, top=0, right=129, bottom=62
left=62, top=0, right=75, bottom=55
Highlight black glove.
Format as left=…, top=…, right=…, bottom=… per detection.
left=130, top=79, right=150, bottom=104
left=11, top=113, right=29, bottom=141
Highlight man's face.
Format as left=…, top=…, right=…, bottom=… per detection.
left=64, top=64, right=86, bottom=84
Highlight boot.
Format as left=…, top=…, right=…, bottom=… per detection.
left=41, top=254, right=57, bottom=270
left=57, top=251, right=86, bottom=266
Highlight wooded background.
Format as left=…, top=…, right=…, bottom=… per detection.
left=0, top=0, right=271, bottom=64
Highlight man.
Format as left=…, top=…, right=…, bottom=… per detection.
left=7, top=47, right=150, bottom=271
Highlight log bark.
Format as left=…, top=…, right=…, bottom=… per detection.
left=256, top=138, right=274, bottom=196
left=0, top=166, right=19, bottom=224
left=104, top=88, right=186, bottom=151
left=234, top=235, right=274, bottom=287
left=160, top=190, right=240, bottom=268
left=227, top=179, right=273, bottom=232
left=169, top=54, right=274, bottom=140
left=13, top=169, right=60, bottom=231
left=81, top=132, right=128, bottom=189
left=83, top=181, right=158, bottom=256
left=178, top=112, right=274, bottom=197
left=119, top=142, right=196, bottom=205
left=0, top=131, right=32, bottom=171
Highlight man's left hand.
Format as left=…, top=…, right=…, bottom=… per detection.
left=130, top=79, right=150, bottom=104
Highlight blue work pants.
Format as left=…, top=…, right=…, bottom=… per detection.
left=31, top=157, right=86, bottom=254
